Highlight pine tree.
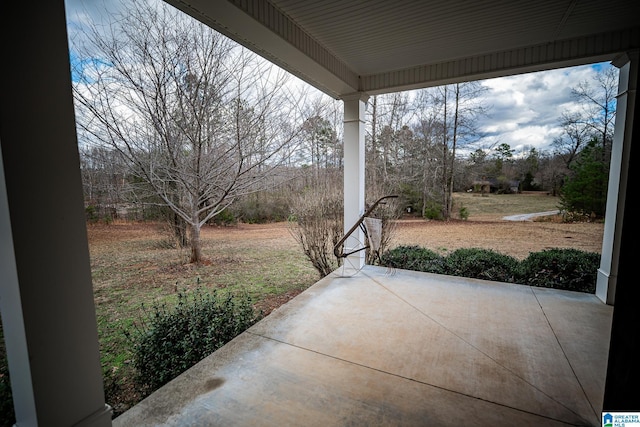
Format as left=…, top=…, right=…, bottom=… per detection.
left=560, top=139, right=609, bottom=218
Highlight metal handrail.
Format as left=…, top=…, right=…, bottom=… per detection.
left=333, top=195, right=398, bottom=259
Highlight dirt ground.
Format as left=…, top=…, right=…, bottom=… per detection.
left=194, top=215, right=605, bottom=260
left=391, top=216, right=603, bottom=259
left=88, top=215, right=604, bottom=262
left=87, top=221, right=296, bottom=249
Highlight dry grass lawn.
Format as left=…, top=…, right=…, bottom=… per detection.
left=393, top=218, right=602, bottom=259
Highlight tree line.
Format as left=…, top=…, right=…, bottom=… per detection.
left=71, top=0, right=617, bottom=264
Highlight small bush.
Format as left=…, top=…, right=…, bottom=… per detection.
left=381, top=245, right=600, bottom=294
left=423, top=205, right=443, bottom=220
left=458, top=206, right=469, bottom=221
left=380, top=245, right=446, bottom=274
left=287, top=176, right=344, bottom=278
left=85, top=205, right=99, bottom=222
left=232, top=193, right=291, bottom=224
left=561, top=210, right=595, bottom=223
left=397, top=183, right=423, bottom=216
left=128, top=288, right=261, bottom=395
left=444, top=248, right=519, bottom=283
left=517, top=248, right=600, bottom=293
left=211, top=208, right=237, bottom=226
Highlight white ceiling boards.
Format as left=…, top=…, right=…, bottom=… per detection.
left=165, top=0, right=640, bottom=97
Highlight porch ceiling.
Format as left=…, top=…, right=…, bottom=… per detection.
left=165, top=0, right=640, bottom=98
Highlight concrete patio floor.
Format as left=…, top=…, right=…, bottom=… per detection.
left=113, top=265, right=612, bottom=426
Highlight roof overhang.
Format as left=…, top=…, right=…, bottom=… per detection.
left=165, top=0, right=640, bottom=98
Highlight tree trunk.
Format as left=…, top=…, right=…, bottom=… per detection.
left=173, top=212, right=188, bottom=248
left=189, top=222, right=202, bottom=264
left=447, top=83, right=460, bottom=219
left=370, top=95, right=378, bottom=195
left=441, top=86, right=449, bottom=219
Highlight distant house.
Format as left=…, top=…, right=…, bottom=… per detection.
left=471, top=178, right=520, bottom=194
left=472, top=180, right=492, bottom=194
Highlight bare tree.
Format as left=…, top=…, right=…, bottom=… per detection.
left=552, top=112, right=592, bottom=168
left=367, top=95, right=380, bottom=194
left=551, top=65, right=618, bottom=203
left=71, top=0, right=304, bottom=263
left=411, top=89, right=443, bottom=217
left=535, top=151, right=567, bottom=196
left=288, top=170, right=344, bottom=278
left=79, top=146, right=129, bottom=221
left=432, top=82, right=488, bottom=219
left=570, top=66, right=618, bottom=162
left=366, top=92, right=413, bottom=191
left=300, top=115, right=338, bottom=174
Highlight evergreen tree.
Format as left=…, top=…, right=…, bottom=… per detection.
left=560, top=139, right=609, bottom=218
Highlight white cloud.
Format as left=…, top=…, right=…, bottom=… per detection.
left=65, top=0, right=128, bottom=25
left=477, top=63, right=618, bottom=153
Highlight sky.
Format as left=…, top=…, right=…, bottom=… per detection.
left=65, top=0, right=618, bottom=156
left=474, top=63, right=615, bottom=155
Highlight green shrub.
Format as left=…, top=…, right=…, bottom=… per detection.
left=458, top=206, right=469, bottom=221
left=423, top=205, right=443, bottom=220
left=381, top=245, right=600, bottom=294
left=232, top=193, right=291, bottom=224
left=444, top=248, right=519, bottom=283
left=559, top=140, right=608, bottom=219
left=85, top=205, right=99, bottom=222
left=397, top=183, right=422, bottom=215
left=517, top=248, right=600, bottom=293
left=211, top=208, right=237, bottom=226
left=128, top=288, right=261, bottom=395
left=379, top=245, right=446, bottom=274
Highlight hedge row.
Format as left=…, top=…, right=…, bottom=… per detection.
left=380, top=246, right=600, bottom=293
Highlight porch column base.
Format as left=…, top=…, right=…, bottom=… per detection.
left=74, top=405, right=114, bottom=427
left=596, top=269, right=616, bottom=305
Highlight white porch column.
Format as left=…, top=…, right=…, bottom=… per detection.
left=342, top=93, right=368, bottom=272
left=596, top=50, right=638, bottom=305
left=603, top=49, right=640, bottom=411
left=0, top=1, right=111, bottom=425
